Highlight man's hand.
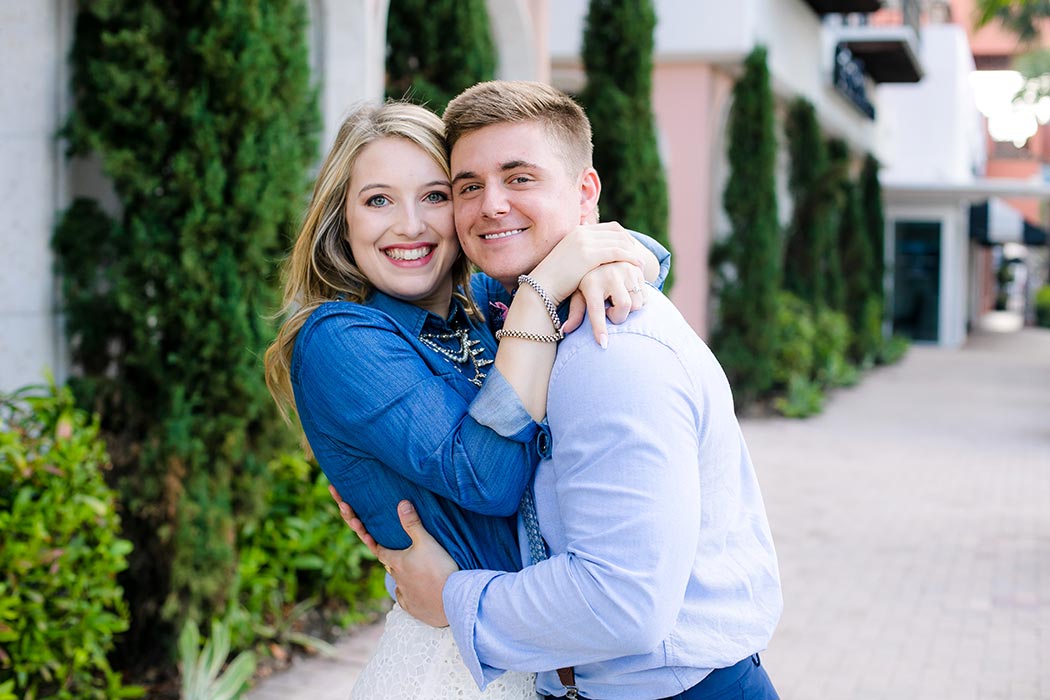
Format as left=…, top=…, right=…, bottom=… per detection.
left=329, top=484, right=379, bottom=556
left=328, top=487, right=458, bottom=628
left=379, top=501, right=459, bottom=628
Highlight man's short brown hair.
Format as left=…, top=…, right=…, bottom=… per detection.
left=443, top=80, right=593, bottom=176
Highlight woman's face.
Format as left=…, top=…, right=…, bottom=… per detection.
left=345, top=137, right=459, bottom=316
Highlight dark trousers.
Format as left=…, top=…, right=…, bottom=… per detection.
left=542, top=654, right=779, bottom=700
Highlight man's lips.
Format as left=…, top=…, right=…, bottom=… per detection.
left=480, top=227, right=526, bottom=241
left=382, top=244, right=435, bottom=262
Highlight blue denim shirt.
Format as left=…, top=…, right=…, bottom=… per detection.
left=292, top=287, right=538, bottom=573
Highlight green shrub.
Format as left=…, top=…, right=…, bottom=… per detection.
left=226, top=454, right=387, bottom=655
left=773, top=375, right=825, bottom=419
left=578, top=0, right=672, bottom=289
left=878, top=334, right=911, bottom=365
left=813, top=306, right=858, bottom=388
left=178, top=620, right=254, bottom=700
left=0, top=383, right=141, bottom=700
left=712, top=47, right=782, bottom=407
left=860, top=155, right=886, bottom=310
left=783, top=99, right=839, bottom=309
left=385, top=0, right=496, bottom=112
left=771, top=291, right=817, bottom=387
left=1036, top=285, right=1050, bottom=327
left=55, top=1, right=319, bottom=661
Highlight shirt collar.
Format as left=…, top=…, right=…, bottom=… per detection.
left=365, top=289, right=469, bottom=335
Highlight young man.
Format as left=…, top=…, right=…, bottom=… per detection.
left=345, top=80, right=782, bottom=700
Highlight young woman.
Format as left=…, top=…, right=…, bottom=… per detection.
left=264, top=101, right=665, bottom=699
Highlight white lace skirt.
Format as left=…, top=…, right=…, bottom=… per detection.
left=350, top=604, right=538, bottom=700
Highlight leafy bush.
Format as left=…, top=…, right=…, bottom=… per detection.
left=578, top=0, right=672, bottom=289
left=0, top=383, right=141, bottom=699
left=878, top=334, right=911, bottom=365
left=385, top=0, right=496, bottom=112
left=178, top=620, right=254, bottom=700
left=771, top=291, right=817, bottom=387
left=783, top=99, right=839, bottom=309
left=773, top=375, right=825, bottom=419
left=1036, top=285, right=1050, bottom=327
left=55, top=1, right=319, bottom=661
left=813, top=306, right=858, bottom=388
left=226, top=454, right=387, bottom=655
left=712, top=46, right=782, bottom=407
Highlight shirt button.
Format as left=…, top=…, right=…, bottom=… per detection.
left=536, top=428, right=552, bottom=458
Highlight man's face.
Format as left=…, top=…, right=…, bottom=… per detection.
left=450, top=121, right=594, bottom=289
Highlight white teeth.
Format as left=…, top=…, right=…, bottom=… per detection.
left=384, top=246, right=433, bottom=261
left=482, top=228, right=524, bottom=240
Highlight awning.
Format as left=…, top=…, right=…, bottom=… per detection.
left=969, top=199, right=1048, bottom=246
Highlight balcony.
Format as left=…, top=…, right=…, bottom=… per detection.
left=830, top=0, right=924, bottom=83
left=802, top=0, right=881, bottom=15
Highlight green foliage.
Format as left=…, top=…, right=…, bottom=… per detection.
left=226, top=454, right=387, bottom=654
left=860, top=154, right=886, bottom=307
left=813, top=306, right=859, bottom=388
left=0, top=383, right=142, bottom=699
left=178, top=620, right=255, bottom=700
left=878, top=334, right=911, bottom=365
left=773, top=375, right=825, bottom=419
left=974, top=0, right=1050, bottom=43
left=712, top=46, right=781, bottom=407
left=385, top=0, right=496, bottom=113
left=54, top=0, right=320, bottom=664
left=771, top=292, right=817, bottom=387
left=784, top=99, right=841, bottom=309
left=1034, top=284, right=1050, bottom=327
left=578, top=0, right=672, bottom=288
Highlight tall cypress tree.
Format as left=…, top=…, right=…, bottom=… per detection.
left=54, top=0, right=319, bottom=667
left=578, top=0, right=672, bottom=288
left=712, top=47, right=781, bottom=406
left=385, top=0, right=496, bottom=113
left=784, top=98, right=839, bottom=309
left=860, top=154, right=886, bottom=305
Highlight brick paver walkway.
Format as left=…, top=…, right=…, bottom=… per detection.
left=247, top=321, right=1050, bottom=700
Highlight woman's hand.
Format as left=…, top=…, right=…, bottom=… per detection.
left=562, top=262, right=648, bottom=346
left=527, top=222, right=646, bottom=306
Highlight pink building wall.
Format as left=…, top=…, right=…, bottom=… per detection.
left=651, top=62, right=734, bottom=338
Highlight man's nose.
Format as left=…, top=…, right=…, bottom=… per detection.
left=480, top=184, right=509, bottom=219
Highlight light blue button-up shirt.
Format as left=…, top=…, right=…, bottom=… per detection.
left=446, top=291, right=783, bottom=699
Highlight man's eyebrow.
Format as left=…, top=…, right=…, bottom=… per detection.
left=501, top=159, right=540, bottom=171
left=451, top=170, right=478, bottom=185
left=451, top=161, right=542, bottom=184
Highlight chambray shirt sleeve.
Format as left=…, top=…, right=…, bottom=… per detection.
left=295, top=308, right=536, bottom=516
left=628, top=229, right=672, bottom=290
left=443, top=333, right=702, bottom=684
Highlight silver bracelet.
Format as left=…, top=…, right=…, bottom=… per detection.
left=516, top=274, right=563, bottom=333
left=495, top=327, right=563, bottom=343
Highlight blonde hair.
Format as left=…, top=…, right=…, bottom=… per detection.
left=264, top=101, right=477, bottom=422
left=443, top=80, right=594, bottom=177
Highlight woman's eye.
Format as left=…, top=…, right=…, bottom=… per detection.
left=366, top=195, right=390, bottom=207
left=424, top=191, right=449, bottom=203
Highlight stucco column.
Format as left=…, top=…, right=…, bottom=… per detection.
left=313, top=0, right=389, bottom=151
left=0, top=0, right=72, bottom=391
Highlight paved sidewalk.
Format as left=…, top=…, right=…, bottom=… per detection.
left=247, top=322, right=1050, bottom=700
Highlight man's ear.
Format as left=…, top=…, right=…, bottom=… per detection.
left=578, top=167, right=601, bottom=224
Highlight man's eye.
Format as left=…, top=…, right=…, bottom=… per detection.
left=366, top=195, right=390, bottom=207
left=459, top=184, right=481, bottom=195
left=510, top=176, right=532, bottom=184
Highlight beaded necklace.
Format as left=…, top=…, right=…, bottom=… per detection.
left=418, top=323, right=493, bottom=387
